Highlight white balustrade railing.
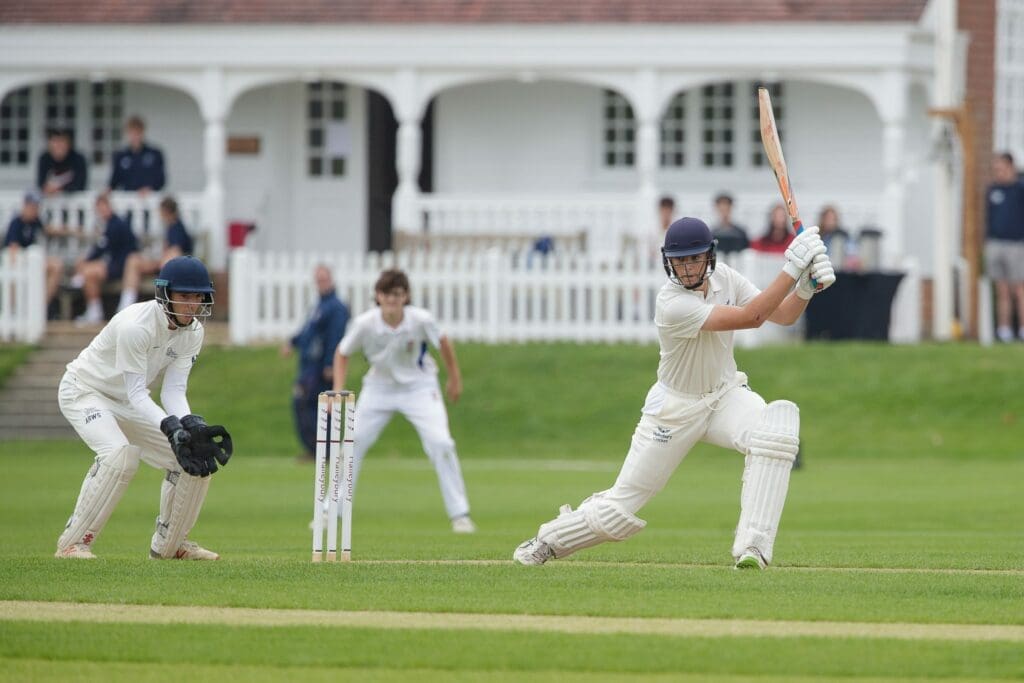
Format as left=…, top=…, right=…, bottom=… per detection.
left=414, top=193, right=886, bottom=260
left=0, top=190, right=207, bottom=264
left=229, top=247, right=874, bottom=346
left=0, top=246, right=46, bottom=343
left=415, top=194, right=638, bottom=255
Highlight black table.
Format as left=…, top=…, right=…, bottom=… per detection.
left=804, top=271, right=905, bottom=341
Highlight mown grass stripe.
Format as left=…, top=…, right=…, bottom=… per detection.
left=2, top=601, right=1021, bottom=642
left=344, top=559, right=1024, bottom=576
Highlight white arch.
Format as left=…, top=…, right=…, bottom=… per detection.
left=0, top=71, right=200, bottom=108
left=220, top=70, right=397, bottom=121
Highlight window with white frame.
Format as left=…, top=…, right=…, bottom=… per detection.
left=0, top=88, right=30, bottom=167
left=44, top=80, right=78, bottom=136
left=90, top=80, right=124, bottom=165
left=602, top=90, right=635, bottom=167
left=751, top=82, right=783, bottom=167
left=307, top=81, right=347, bottom=177
left=701, top=83, right=734, bottom=167
left=996, top=0, right=1024, bottom=160
left=660, top=93, right=687, bottom=167
left=602, top=81, right=787, bottom=171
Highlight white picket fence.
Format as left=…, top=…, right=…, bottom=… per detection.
left=228, top=248, right=832, bottom=346
left=0, top=246, right=46, bottom=343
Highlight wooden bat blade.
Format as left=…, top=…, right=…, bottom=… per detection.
left=758, top=86, right=803, bottom=234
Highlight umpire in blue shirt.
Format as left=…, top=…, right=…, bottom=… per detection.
left=280, top=265, right=350, bottom=460
left=108, top=116, right=166, bottom=192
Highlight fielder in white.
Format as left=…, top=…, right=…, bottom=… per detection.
left=333, top=268, right=475, bottom=533
left=55, top=256, right=233, bottom=560
left=514, top=217, right=836, bottom=569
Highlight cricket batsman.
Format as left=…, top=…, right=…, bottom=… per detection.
left=55, top=256, right=232, bottom=559
left=514, top=217, right=835, bottom=569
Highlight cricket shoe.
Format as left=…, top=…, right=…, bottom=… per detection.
left=512, top=537, right=554, bottom=565
left=55, top=544, right=97, bottom=559
left=149, top=540, right=220, bottom=560
left=451, top=515, right=477, bottom=534
left=734, top=547, right=767, bottom=570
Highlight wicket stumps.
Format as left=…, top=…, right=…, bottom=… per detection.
left=312, top=390, right=356, bottom=562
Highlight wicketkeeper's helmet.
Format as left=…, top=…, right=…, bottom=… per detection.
left=154, top=256, right=215, bottom=324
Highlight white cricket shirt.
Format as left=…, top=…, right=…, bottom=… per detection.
left=337, top=305, right=443, bottom=387
left=654, top=262, right=760, bottom=395
left=65, top=300, right=204, bottom=401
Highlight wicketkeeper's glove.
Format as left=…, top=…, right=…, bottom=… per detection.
left=181, top=414, right=234, bottom=472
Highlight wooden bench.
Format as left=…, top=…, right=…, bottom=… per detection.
left=57, top=278, right=157, bottom=321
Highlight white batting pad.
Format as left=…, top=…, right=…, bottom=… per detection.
left=151, top=470, right=211, bottom=558
left=732, top=400, right=800, bottom=565
left=57, top=445, right=141, bottom=552
left=537, top=497, right=646, bottom=559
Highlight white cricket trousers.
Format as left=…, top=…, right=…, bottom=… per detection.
left=599, top=372, right=766, bottom=513
left=352, top=379, right=470, bottom=519
left=57, top=372, right=208, bottom=551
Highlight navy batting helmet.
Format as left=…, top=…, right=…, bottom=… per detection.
left=154, top=256, right=214, bottom=325
left=661, top=217, right=717, bottom=289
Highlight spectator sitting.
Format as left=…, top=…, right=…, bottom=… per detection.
left=818, top=205, right=857, bottom=269
left=71, top=193, right=139, bottom=324
left=108, top=116, right=166, bottom=193
left=750, top=204, right=793, bottom=254
left=710, top=192, right=750, bottom=253
left=37, top=128, right=88, bottom=195
left=119, top=197, right=194, bottom=312
left=2, top=190, right=64, bottom=310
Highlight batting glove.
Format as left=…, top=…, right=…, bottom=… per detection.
left=782, top=226, right=826, bottom=280
left=796, top=253, right=837, bottom=299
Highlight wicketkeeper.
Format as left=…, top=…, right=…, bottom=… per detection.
left=514, top=217, right=835, bottom=569
left=55, top=256, right=232, bottom=559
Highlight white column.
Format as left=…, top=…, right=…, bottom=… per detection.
left=394, top=116, right=423, bottom=232
left=630, top=70, right=660, bottom=251
left=203, top=115, right=226, bottom=269
left=932, top=0, right=957, bottom=341
left=880, top=116, right=907, bottom=260
left=199, top=68, right=228, bottom=270
left=392, top=69, right=424, bottom=233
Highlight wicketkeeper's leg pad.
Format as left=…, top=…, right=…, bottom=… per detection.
left=151, top=470, right=211, bottom=558
left=732, top=399, right=800, bottom=565
left=537, top=497, right=646, bottom=559
left=57, top=445, right=141, bottom=552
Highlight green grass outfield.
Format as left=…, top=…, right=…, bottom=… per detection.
left=0, top=342, right=1022, bottom=681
